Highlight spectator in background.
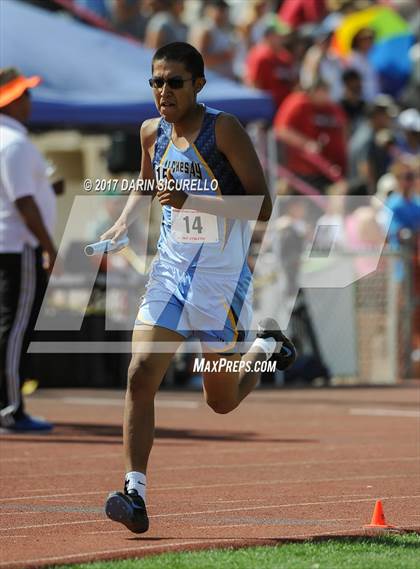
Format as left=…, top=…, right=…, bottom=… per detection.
left=0, top=68, right=59, bottom=432
left=347, top=27, right=380, bottom=103
left=401, top=42, right=420, bottom=109
left=386, top=155, right=420, bottom=248
left=348, top=95, right=397, bottom=187
left=376, top=172, right=397, bottom=203
left=275, top=79, right=347, bottom=194
left=234, top=0, right=271, bottom=79
left=276, top=196, right=331, bottom=386
left=396, top=108, right=420, bottom=156
left=339, top=68, right=365, bottom=134
left=384, top=154, right=420, bottom=293
left=367, top=128, right=399, bottom=190
left=374, top=172, right=397, bottom=232
left=245, top=16, right=297, bottom=109
left=339, top=182, right=386, bottom=277
left=110, top=0, right=151, bottom=41
left=276, top=197, right=309, bottom=298
left=145, top=0, right=187, bottom=50
left=239, top=0, right=271, bottom=47
left=279, top=0, right=326, bottom=29
left=315, top=179, right=387, bottom=260
left=386, top=154, right=420, bottom=377
left=344, top=193, right=386, bottom=263
left=300, top=14, right=343, bottom=101
left=189, top=0, right=235, bottom=79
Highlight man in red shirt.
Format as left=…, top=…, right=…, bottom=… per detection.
left=279, top=0, right=326, bottom=29
left=245, top=17, right=297, bottom=109
left=274, top=79, right=347, bottom=191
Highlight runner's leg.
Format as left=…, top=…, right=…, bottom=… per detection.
left=125, top=325, right=184, bottom=473
left=202, top=346, right=267, bottom=415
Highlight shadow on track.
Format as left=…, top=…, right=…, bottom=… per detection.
left=1, top=422, right=319, bottom=445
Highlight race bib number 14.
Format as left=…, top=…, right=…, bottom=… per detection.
left=172, top=208, right=219, bottom=243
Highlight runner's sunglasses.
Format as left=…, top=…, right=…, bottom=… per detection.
left=148, top=76, right=194, bottom=89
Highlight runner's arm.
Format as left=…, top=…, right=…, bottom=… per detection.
left=214, top=113, right=272, bottom=221
left=101, top=120, right=157, bottom=242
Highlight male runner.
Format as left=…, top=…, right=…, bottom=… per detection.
left=102, top=42, right=296, bottom=533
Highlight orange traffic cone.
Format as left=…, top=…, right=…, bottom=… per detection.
left=363, top=500, right=397, bottom=529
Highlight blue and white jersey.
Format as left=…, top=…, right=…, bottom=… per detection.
left=152, top=105, right=252, bottom=277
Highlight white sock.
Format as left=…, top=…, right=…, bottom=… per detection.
left=251, top=337, right=277, bottom=360
left=125, top=471, right=146, bottom=501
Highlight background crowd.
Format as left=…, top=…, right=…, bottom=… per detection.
left=22, top=0, right=420, bottom=374
left=57, top=0, right=419, bottom=199
left=1, top=0, right=419, bottom=422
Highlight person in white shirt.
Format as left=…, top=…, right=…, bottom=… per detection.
left=189, top=0, right=235, bottom=79
left=144, top=0, right=187, bottom=50
left=0, top=68, right=58, bottom=432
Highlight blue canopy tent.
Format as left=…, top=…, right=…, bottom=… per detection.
left=0, top=1, right=274, bottom=126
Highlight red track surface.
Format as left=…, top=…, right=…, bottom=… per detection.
left=1, top=384, right=419, bottom=568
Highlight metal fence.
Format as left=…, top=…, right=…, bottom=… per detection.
left=247, top=122, right=419, bottom=385
left=252, top=234, right=417, bottom=386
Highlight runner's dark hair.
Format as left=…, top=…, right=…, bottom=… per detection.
left=152, top=42, right=205, bottom=79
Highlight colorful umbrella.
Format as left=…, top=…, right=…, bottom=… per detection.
left=332, top=6, right=410, bottom=56
left=332, top=6, right=414, bottom=97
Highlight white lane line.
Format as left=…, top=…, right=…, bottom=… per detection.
left=0, top=490, right=107, bottom=503
left=0, top=518, right=106, bottom=531
left=196, top=524, right=245, bottom=529
left=1, top=494, right=419, bottom=532
left=320, top=494, right=373, bottom=499
left=0, top=453, right=118, bottom=463
left=1, top=441, right=416, bottom=463
left=0, top=473, right=418, bottom=504
left=149, top=456, right=419, bottom=471
left=350, top=408, right=420, bottom=418
left=154, top=473, right=419, bottom=492
left=0, top=538, right=245, bottom=568
left=0, top=471, right=121, bottom=480
left=150, top=495, right=420, bottom=520
left=85, top=529, right=126, bottom=535
left=195, top=517, right=360, bottom=529
left=203, top=498, right=266, bottom=504
left=0, top=512, right=37, bottom=516
left=0, top=499, right=256, bottom=512
left=0, top=488, right=65, bottom=495
left=1, top=456, right=417, bottom=480
left=61, top=397, right=200, bottom=409
left=25, top=497, right=89, bottom=504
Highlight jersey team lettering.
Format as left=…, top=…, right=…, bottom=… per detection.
left=159, top=159, right=203, bottom=179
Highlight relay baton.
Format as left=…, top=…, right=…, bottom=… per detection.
left=84, top=236, right=129, bottom=256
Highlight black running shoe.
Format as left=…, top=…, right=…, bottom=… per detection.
left=257, top=317, right=297, bottom=370
left=105, top=489, right=149, bottom=534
